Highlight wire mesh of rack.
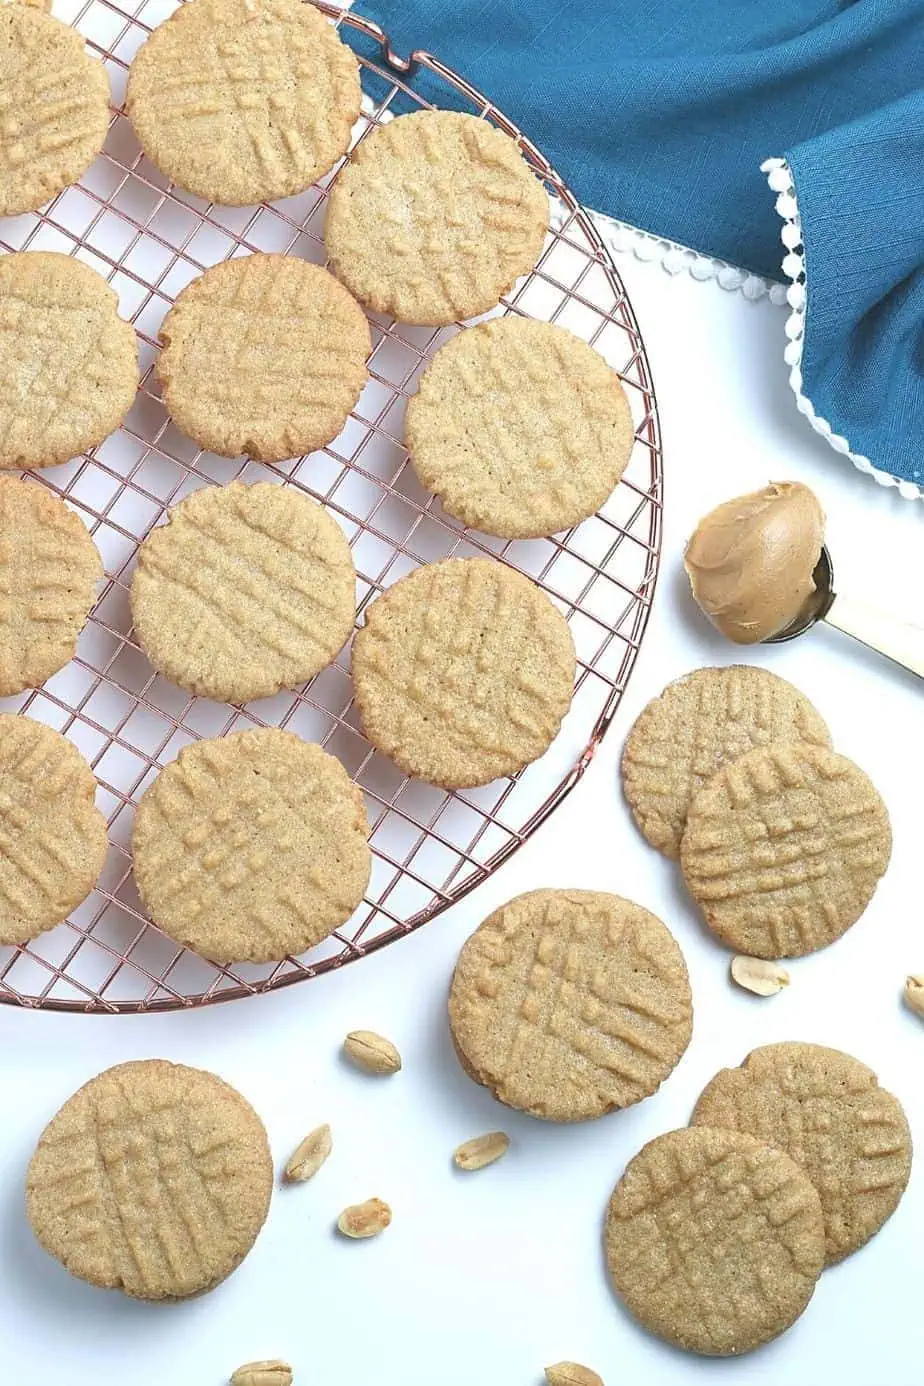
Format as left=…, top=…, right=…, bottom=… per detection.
left=0, top=0, right=663, bottom=1013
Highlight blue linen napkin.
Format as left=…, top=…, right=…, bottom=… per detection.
left=352, top=0, right=924, bottom=494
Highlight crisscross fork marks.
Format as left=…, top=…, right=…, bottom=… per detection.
left=131, top=481, right=356, bottom=703
left=26, top=1060, right=273, bottom=1299
left=680, top=742, right=891, bottom=958
left=132, top=729, right=370, bottom=964
left=449, top=890, right=691, bottom=1121
left=353, top=557, right=576, bottom=787
left=605, top=1127, right=824, bottom=1356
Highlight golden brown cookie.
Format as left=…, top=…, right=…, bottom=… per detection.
left=621, top=665, right=831, bottom=858
left=132, top=728, right=371, bottom=963
left=1, top=0, right=53, bottom=11
left=0, top=6, right=109, bottom=216
left=604, top=1126, right=825, bottom=1356
left=0, top=252, right=138, bottom=470
left=0, top=477, right=101, bottom=695
left=130, top=481, right=355, bottom=703
left=680, top=741, right=891, bottom=958
left=449, top=889, right=692, bottom=1122
left=326, top=111, right=549, bottom=325
left=27, top=1060, right=273, bottom=1300
left=0, top=713, right=107, bottom=946
left=351, top=557, right=575, bottom=789
left=156, top=254, right=370, bottom=462
left=690, top=1042, right=911, bottom=1264
left=125, top=0, right=361, bottom=206
left=405, top=318, right=634, bottom=539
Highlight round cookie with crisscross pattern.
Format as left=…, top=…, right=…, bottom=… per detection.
left=0, top=476, right=101, bottom=695
left=131, top=481, right=356, bottom=703
left=691, top=1042, right=911, bottom=1265
left=351, top=557, right=576, bottom=789
left=622, top=665, right=831, bottom=859
left=126, top=0, right=361, bottom=206
left=156, top=254, right=370, bottom=462
left=325, top=111, right=549, bottom=325
left=449, top=889, right=692, bottom=1122
left=0, top=713, right=108, bottom=945
left=0, top=252, right=138, bottom=470
left=27, top=1060, right=273, bottom=1300
left=0, top=6, right=109, bottom=216
left=680, top=741, right=891, bottom=958
left=604, top=1125, right=825, bottom=1356
left=132, top=728, right=371, bottom=963
left=405, top=317, right=634, bottom=538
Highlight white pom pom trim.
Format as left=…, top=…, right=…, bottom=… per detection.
left=760, top=156, right=922, bottom=502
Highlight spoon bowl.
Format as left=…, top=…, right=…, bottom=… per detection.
left=764, top=544, right=836, bottom=643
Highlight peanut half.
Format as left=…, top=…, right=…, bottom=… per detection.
left=730, top=955, right=790, bottom=997
left=337, top=1198, right=392, bottom=1239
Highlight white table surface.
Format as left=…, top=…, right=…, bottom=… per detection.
left=2, top=252, right=923, bottom=1386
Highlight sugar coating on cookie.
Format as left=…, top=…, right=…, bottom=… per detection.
left=0, top=252, right=138, bottom=470
left=405, top=318, right=634, bottom=538
left=0, top=713, right=107, bottom=945
left=156, top=254, right=370, bottom=462
left=449, top=889, right=692, bottom=1121
left=126, top=0, right=361, bottom=205
left=680, top=741, right=891, bottom=958
left=351, top=557, right=575, bottom=789
left=131, top=481, right=356, bottom=703
left=0, top=6, right=109, bottom=216
left=0, top=477, right=101, bottom=695
left=604, top=1126, right=825, bottom=1356
left=691, top=1042, right=911, bottom=1264
left=27, top=1060, right=273, bottom=1300
left=622, top=665, right=831, bottom=858
left=326, top=111, right=549, bottom=325
left=132, top=729, right=371, bottom=963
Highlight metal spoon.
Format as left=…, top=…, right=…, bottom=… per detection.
left=766, top=545, right=924, bottom=678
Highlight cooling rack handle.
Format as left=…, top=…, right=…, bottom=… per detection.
left=314, top=3, right=423, bottom=76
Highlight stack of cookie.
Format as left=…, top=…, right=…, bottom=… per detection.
left=447, top=888, right=694, bottom=1122
left=621, top=665, right=892, bottom=959
left=604, top=1041, right=911, bottom=1355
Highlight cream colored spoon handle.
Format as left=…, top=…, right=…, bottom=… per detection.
left=823, top=593, right=924, bottom=679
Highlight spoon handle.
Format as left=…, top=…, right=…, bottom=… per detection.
left=823, top=593, right=924, bottom=679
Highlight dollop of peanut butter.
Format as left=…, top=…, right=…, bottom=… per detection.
left=684, top=481, right=825, bottom=644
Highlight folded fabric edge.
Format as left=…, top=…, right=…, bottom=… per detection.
left=558, top=203, right=788, bottom=305
left=761, top=156, right=923, bottom=504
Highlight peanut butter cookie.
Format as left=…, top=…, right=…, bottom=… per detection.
left=0, top=476, right=101, bottom=695
left=0, top=713, right=108, bottom=945
left=604, top=1126, right=825, bottom=1355
left=405, top=317, right=634, bottom=538
left=132, top=729, right=371, bottom=963
left=326, top=111, right=549, bottom=325
left=0, top=252, right=138, bottom=470
left=691, top=1042, right=911, bottom=1264
left=126, top=0, right=361, bottom=206
left=131, top=481, right=355, bottom=703
left=449, top=889, right=692, bottom=1122
left=156, top=254, right=370, bottom=462
left=621, top=665, right=831, bottom=858
left=680, top=741, right=891, bottom=958
left=351, top=557, right=575, bottom=789
left=0, top=5, right=109, bottom=216
left=27, top=1060, right=273, bottom=1300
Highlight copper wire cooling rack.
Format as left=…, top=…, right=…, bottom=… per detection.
left=0, top=0, right=663, bottom=1013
